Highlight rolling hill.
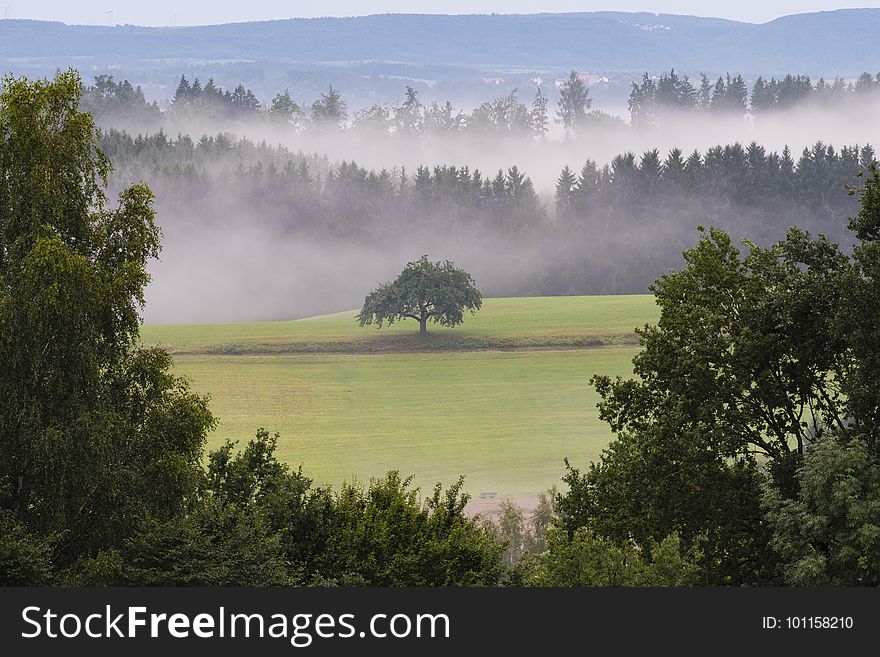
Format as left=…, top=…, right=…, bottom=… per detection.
left=2, top=10, right=878, bottom=80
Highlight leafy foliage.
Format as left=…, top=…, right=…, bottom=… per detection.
left=204, top=430, right=505, bottom=586
left=0, top=73, right=509, bottom=588
left=0, top=70, right=215, bottom=567
left=0, top=511, right=55, bottom=585
left=763, top=437, right=880, bottom=585
left=566, top=222, right=854, bottom=583
left=556, top=163, right=880, bottom=585
left=556, top=71, right=592, bottom=133
left=480, top=490, right=556, bottom=567
left=522, top=528, right=698, bottom=586
left=318, top=473, right=504, bottom=586
left=9, top=68, right=880, bottom=589
left=357, top=256, right=482, bottom=335
left=67, top=502, right=291, bottom=586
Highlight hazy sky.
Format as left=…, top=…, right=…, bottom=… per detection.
left=1, top=1, right=876, bottom=26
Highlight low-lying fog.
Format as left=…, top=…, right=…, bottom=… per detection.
left=135, top=100, right=880, bottom=324
left=153, top=98, right=880, bottom=189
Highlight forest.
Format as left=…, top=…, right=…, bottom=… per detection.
left=101, top=127, right=870, bottom=308
left=628, top=69, right=880, bottom=125
left=81, top=68, right=880, bottom=137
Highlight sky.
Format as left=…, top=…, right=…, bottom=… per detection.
left=0, top=1, right=877, bottom=26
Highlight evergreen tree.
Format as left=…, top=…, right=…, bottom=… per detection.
left=725, top=74, right=748, bottom=113
left=639, top=149, right=662, bottom=192
left=531, top=86, right=549, bottom=139
left=173, top=74, right=191, bottom=104
left=710, top=76, right=726, bottom=111
left=555, top=165, right=576, bottom=218
left=698, top=73, right=712, bottom=110
left=655, top=68, right=696, bottom=110
left=662, top=148, right=686, bottom=190
left=627, top=74, right=655, bottom=127
left=776, top=74, right=812, bottom=108
left=191, top=77, right=204, bottom=99
left=310, top=85, right=348, bottom=127
left=750, top=76, right=772, bottom=112
left=395, top=85, right=423, bottom=136
left=683, top=149, right=703, bottom=192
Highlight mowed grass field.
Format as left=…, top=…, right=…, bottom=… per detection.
left=140, top=295, right=658, bottom=499
left=140, top=295, right=657, bottom=354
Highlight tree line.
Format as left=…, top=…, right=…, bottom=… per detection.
left=83, top=71, right=601, bottom=137
left=82, top=69, right=880, bottom=140
left=556, top=142, right=875, bottom=217
left=79, top=74, right=162, bottom=126
left=99, top=128, right=870, bottom=296
left=102, top=128, right=872, bottom=226
left=629, top=69, right=880, bottom=126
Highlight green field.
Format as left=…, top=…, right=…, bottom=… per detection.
left=141, top=295, right=658, bottom=499
left=141, top=295, right=658, bottom=354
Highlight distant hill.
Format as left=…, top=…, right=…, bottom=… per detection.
left=1, top=10, right=879, bottom=76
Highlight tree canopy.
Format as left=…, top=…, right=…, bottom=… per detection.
left=556, top=70, right=592, bottom=133
left=357, top=256, right=482, bottom=335
left=555, top=162, right=880, bottom=585
left=0, top=70, right=215, bottom=572
left=310, top=85, right=348, bottom=126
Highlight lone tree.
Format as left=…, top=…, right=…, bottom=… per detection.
left=357, top=256, right=482, bottom=336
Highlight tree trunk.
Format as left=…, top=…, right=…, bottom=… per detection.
left=419, top=316, right=427, bottom=336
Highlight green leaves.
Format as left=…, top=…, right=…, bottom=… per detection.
left=522, top=527, right=698, bottom=587
left=763, top=437, right=880, bottom=585
left=0, top=510, right=55, bottom=585
left=0, top=71, right=213, bottom=570
left=357, top=255, right=482, bottom=334
left=556, top=70, right=592, bottom=132
left=320, top=471, right=503, bottom=586
left=564, top=215, right=861, bottom=583
left=204, top=433, right=504, bottom=586
left=611, top=225, right=850, bottom=465
left=558, top=164, right=880, bottom=585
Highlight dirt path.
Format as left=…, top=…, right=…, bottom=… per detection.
left=465, top=496, right=540, bottom=519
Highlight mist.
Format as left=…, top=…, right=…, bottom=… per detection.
left=151, top=95, right=880, bottom=189
left=147, top=217, right=547, bottom=324
left=122, top=98, right=880, bottom=324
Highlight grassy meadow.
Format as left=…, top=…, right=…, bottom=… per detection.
left=141, top=295, right=658, bottom=499
left=140, top=295, right=658, bottom=354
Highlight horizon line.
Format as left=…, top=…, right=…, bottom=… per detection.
left=0, top=8, right=872, bottom=30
